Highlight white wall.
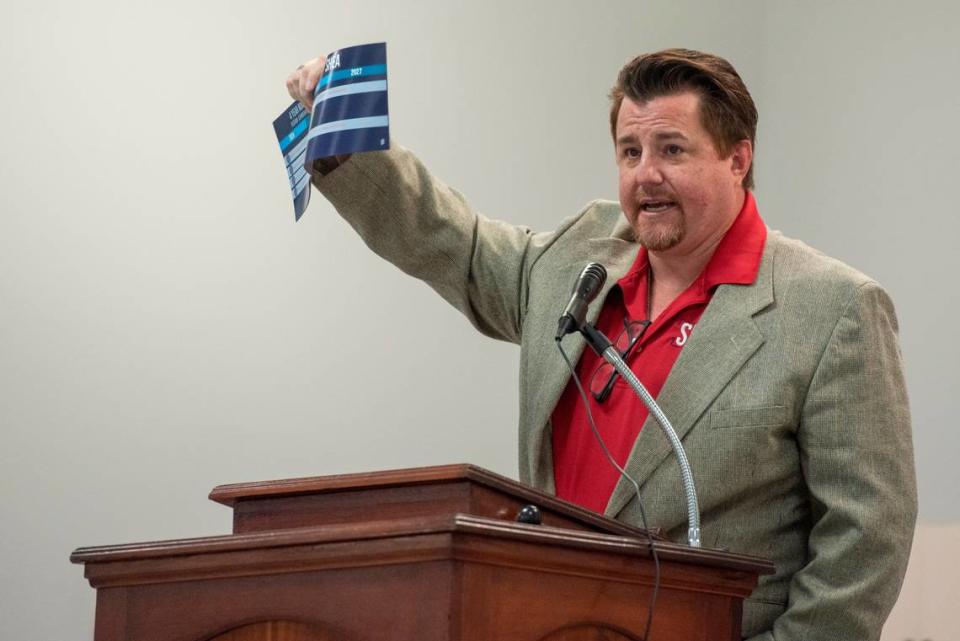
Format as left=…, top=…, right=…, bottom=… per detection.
left=0, top=1, right=955, bottom=640
left=883, top=523, right=960, bottom=640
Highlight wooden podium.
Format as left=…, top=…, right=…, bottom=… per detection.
left=71, top=464, right=773, bottom=641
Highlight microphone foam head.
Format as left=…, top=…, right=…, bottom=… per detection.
left=580, top=262, right=608, bottom=302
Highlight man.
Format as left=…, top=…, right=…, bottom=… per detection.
left=287, top=48, right=916, bottom=640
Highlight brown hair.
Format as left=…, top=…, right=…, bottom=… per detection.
left=609, top=48, right=758, bottom=189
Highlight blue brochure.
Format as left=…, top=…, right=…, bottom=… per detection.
left=273, top=42, right=389, bottom=221
left=308, top=42, right=390, bottom=160
left=272, top=101, right=312, bottom=221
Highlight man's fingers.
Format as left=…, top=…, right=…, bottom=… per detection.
left=298, top=71, right=313, bottom=109
left=286, top=56, right=326, bottom=111
left=287, top=74, right=309, bottom=109
left=297, top=56, right=325, bottom=111
left=305, top=64, right=325, bottom=104
left=286, top=71, right=301, bottom=104
left=285, top=55, right=328, bottom=112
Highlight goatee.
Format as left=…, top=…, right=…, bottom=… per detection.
left=634, top=218, right=686, bottom=251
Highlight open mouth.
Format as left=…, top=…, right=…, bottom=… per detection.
left=640, top=200, right=677, bottom=213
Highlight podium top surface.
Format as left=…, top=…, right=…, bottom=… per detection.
left=73, top=463, right=774, bottom=594
left=209, top=464, right=508, bottom=503
left=210, top=464, right=550, bottom=505
left=208, top=463, right=654, bottom=539
left=71, top=511, right=772, bottom=580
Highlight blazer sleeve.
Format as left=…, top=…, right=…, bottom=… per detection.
left=312, top=144, right=556, bottom=345
left=747, top=281, right=917, bottom=640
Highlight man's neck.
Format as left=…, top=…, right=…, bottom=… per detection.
left=648, top=237, right=721, bottom=291
left=647, top=248, right=716, bottom=320
left=646, top=190, right=745, bottom=319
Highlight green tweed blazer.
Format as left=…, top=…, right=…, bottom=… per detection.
left=315, top=144, right=917, bottom=640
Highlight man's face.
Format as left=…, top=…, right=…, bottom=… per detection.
left=615, top=92, right=749, bottom=254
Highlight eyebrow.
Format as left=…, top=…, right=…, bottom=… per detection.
left=616, top=130, right=691, bottom=146
left=653, top=131, right=690, bottom=142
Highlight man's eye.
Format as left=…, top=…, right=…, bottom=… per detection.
left=665, top=144, right=683, bottom=155
left=624, top=148, right=640, bottom=158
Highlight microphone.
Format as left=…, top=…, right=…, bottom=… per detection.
left=555, top=263, right=607, bottom=340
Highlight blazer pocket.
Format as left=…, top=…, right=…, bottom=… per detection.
left=709, top=405, right=789, bottom=429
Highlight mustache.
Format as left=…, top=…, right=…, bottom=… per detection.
left=634, top=191, right=678, bottom=203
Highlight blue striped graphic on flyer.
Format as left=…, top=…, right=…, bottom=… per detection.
left=272, top=101, right=312, bottom=221
left=306, top=42, right=389, bottom=162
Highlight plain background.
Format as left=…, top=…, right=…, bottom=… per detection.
left=1, top=1, right=957, bottom=639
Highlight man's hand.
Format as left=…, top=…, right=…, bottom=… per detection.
left=286, top=56, right=327, bottom=112
left=286, top=54, right=351, bottom=172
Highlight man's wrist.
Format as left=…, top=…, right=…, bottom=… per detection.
left=312, top=154, right=352, bottom=176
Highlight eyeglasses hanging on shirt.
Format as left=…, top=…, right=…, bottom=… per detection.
left=588, top=317, right=651, bottom=403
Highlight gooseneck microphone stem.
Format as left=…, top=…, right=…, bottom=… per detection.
left=580, top=323, right=702, bottom=548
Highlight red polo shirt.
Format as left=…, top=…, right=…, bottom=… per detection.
left=551, top=192, right=767, bottom=513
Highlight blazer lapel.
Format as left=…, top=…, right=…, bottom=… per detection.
left=604, top=240, right=776, bottom=519
left=522, top=229, right=640, bottom=487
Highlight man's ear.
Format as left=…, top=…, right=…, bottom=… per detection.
left=730, top=139, right=753, bottom=185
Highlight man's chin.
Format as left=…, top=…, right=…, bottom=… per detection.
left=634, top=225, right=685, bottom=252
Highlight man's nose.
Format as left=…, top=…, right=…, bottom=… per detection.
left=634, top=155, right=664, bottom=187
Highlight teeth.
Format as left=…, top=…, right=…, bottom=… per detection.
left=643, top=202, right=673, bottom=212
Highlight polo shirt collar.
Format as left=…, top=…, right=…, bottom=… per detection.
left=615, top=191, right=767, bottom=315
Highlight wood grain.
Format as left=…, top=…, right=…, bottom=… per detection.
left=209, top=464, right=657, bottom=539
left=208, top=621, right=339, bottom=641
left=72, top=465, right=772, bottom=641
